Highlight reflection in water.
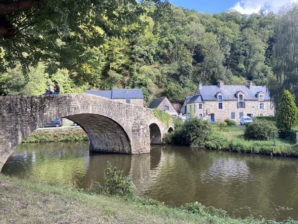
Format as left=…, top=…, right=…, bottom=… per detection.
left=2, top=142, right=298, bottom=221
left=201, top=158, right=250, bottom=182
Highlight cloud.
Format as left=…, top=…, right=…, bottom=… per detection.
left=230, top=0, right=298, bottom=14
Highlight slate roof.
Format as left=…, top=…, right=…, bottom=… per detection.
left=181, top=84, right=271, bottom=114
left=197, top=85, right=270, bottom=101
left=86, top=89, right=144, bottom=99
left=148, top=97, right=165, bottom=108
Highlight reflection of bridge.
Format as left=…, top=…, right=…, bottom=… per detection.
left=0, top=94, right=173, bottom=171
left=80, top=146, right=168, bottom=195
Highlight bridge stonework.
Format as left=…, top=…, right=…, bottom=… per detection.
left=0, top=94, right=173, bottom=171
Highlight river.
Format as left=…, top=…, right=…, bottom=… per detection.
left=2, top=142, right=298, bottom=221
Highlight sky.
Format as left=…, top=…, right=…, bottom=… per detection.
left=169, top=0, right=298, bottom=14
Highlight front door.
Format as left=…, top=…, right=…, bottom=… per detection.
left=210, top=113, right=215, bottom=123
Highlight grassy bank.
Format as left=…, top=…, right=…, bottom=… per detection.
left=206, top=125, right=298, bottom=157
left=0, top=174, right=297, bottom=224
left=23, top=126, right=88, bottom=143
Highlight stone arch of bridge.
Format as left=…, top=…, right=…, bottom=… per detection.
left=65, top=113, right=131, bottom=154
left=149, top=123, right=162, bottom=145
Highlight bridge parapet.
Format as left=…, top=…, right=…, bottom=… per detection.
left=0, top=94, right=173, bottom=171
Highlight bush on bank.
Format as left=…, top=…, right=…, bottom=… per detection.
left=244, top=120, right=278, bottom=140
left=166, top=118, right=298, bottom=157
left=95, top=162, right=134, bottom=197
left=169, top=118, right=212, bottom=147
left=224, top=119, right=237, bottom=126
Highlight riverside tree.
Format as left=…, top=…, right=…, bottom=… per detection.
left=276, top=90, right=298, bottom=135
left=0, top=0, right=144, bottom=73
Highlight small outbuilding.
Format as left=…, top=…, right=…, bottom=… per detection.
left=148, top=97, right=178, bottom=116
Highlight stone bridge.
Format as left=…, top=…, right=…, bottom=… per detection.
left=0, top=94, right=173, bottom=171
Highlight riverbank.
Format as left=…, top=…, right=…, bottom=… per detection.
left=0, top=174, right=296, bottom=224
left=23, top=126, right=88, bottom=143
left=206, top=125, right=298, bottom=157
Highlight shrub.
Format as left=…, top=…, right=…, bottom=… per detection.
left=276, top=90, right=297, bottom=136
left=254, top=116, right=275, bottom=122
left=173, top=117, right=183, bottom=129
left=224, top=119, right=237, bottom=126
left=205, top=133, right=229, bottom=150
left=244, top=120, right=278, bottom=140
left=171, top=118, right=212, bottom=147
left=216, top=122, right=228, bottom=130
left=180, top=202, right=227, bottom=218
left=95, top=162, right=134, bottom=197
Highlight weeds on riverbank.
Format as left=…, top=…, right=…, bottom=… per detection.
left=23, top=127, right=88, bottom=143
left=95, top=162, right=134, bottom=197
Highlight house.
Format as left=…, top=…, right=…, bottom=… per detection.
left=182, top=81, right=275, bottom=123
left=148, top=97, right=178, bottom=116
left=86, top=89, right=144, bottom=107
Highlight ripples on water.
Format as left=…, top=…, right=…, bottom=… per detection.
left=2, top=142, right=298, bottom=221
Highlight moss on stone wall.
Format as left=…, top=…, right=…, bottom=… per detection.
left=153, top=109, right=172, bottom=127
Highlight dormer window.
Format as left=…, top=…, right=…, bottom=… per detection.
left=236, top=91, right=245, bottom=108
left=257, top=92, right=264, bottom=101
left=216, top=92, right=223, bottom=102
left=236, top=91, right=244, bottom=101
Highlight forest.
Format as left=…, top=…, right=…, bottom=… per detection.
left=0, top=0, right=297, bottom=104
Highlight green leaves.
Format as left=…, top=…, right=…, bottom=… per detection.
left=276, top=90, right=298, bottom=135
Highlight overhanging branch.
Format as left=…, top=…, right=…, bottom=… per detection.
left=0, top=0, right=39, bottom=15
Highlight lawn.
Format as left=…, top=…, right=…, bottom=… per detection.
left=207, top=124, right=298, bottom=157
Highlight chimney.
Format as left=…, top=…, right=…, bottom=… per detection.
left=218, top=80, right=224, bottom=88
left=195, top=83, right=202, bottom=95
left=247, top=81, right=253, bottom=89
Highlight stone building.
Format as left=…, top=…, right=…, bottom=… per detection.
left=86, top=89, right=144, bottom=107
left=148, top=97, right=178, bottom=116
left=181, top=81, right=275, bottom=123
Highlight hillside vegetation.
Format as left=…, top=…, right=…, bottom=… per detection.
left=0, top=1, right=297, bottom=105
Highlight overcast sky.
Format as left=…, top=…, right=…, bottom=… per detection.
left=169, top=0, right=298, bottom=14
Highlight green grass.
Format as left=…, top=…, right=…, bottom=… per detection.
left=23, top=126, right=88, bottom=143
left=0, top=174, right=296, bottom=224
left=206, top=124, right=298, bottom=157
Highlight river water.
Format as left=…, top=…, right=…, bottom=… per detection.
left=2, top=142, right=298, bottom=221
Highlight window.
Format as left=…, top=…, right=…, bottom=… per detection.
left=164, top=105, right=170, bottom=111
left=239, top=94, right=243, bottom=101
left=237, top=102, right=245, bottom=108
left=199, top=104, right=203, bottom=109
left=260, top=103, right=264, bottom=109
left=218, top=103, right=223, bottom=109
left=239, top=112, right=244, bottom=118
left=126, top=99, right=131, bottom=104
left=217, top=95, right=223, bottom=102
left=231, top=112, right=235, bottom=120
left=258, top=94, right=264, bottom=101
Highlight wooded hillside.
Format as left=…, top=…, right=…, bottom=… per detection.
left=0, top=0, right=297, bottom=104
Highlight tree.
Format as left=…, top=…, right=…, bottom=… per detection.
left=0, top=0, right=145, bottom=73
left=271, top=7, right=298, bottom=105
left=276, top=90, right=297, bottom=135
